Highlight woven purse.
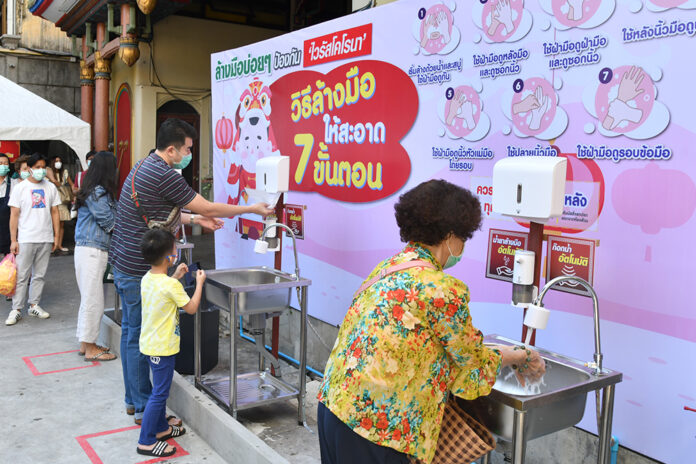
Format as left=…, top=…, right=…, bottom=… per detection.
left=410, top=397, right=495, bottom=464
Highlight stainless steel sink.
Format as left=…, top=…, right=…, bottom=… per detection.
left=204, top=266, right=311, bottom=315
left=196, top=266, right=312, bottom=426
left=460, top=335, right=622, bottom=464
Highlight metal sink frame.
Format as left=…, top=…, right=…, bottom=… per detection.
left=194, top=266, right=311, bottom=425
left=464, top=335, right=622, bottom=464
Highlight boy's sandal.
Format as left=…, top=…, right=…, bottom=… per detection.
left=136, top=441, right=176, bottom=457
left=167, top=415, right=183, bottom=427
left=158, top=425, right=186, bottom=441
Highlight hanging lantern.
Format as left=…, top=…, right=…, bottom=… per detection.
left=137, top=0, right=156, bottom=15
left=215, top=115, right=234, bottom=153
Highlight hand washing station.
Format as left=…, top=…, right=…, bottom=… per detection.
left=194, top=261, right=310, bottom=424
left=462, top=334, right=622, bottom=464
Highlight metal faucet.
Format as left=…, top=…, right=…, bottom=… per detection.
left=533, top=276, right=603, bottom=375
left=259, top=223, right=301, bottom=280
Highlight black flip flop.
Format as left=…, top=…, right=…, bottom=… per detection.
left=85, top=351, right=118, bottom=362
left=136, top=441, right=176, bottom=457
left=157, top=425, right=186, bottom=441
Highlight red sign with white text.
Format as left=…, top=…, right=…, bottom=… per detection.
left=284, top=204, right=305, bottom=240
left=0, top=141, right=20, bottom=160
left=546, top=236, right=596, bottom=297
left=270, top=59, right=418, bottom=202
left=303, top=24, right=372, bottom=67
left=486, top=229, right=529, bottom=282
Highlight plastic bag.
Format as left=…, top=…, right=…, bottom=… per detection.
left=0, top=254, right=17, bottom=297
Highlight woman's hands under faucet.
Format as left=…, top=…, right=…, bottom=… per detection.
left=495, top=344, right=546, bottom=386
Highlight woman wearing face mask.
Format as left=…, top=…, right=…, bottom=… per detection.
left=47, top=155, right=75, bottom=254
left=74, top=151, right=96, bottom=192
left=13, top=155, right=31, bottom=186
left=0, top=153, right=13, bottom=257
left=317, top=180, right=546, bottom=464
left=73, top=151, right=118, bottom=361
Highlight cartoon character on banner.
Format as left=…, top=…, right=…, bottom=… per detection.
left=225, top=78, right=280, bottom=239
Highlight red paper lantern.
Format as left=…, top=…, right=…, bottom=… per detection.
left=215, top=115, right=234, bottom=153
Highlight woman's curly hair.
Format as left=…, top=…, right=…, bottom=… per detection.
left=394, top=179, right=482, bottom=245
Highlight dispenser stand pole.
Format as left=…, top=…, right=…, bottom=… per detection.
left=523, top=221, right=545, bottom=345
left=271, top=193, right=285, bottom=376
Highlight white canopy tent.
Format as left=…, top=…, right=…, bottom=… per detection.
left=0, top=74, right=90, bottom=167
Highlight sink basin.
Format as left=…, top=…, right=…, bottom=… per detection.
left=204, top=266, right=312, bottom=315
left=458, top=335, right=622, bottom=442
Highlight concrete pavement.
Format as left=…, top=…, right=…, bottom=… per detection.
left=0, top=251, right=227, bottom=464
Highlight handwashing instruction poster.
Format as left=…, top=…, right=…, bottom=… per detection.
left=211, top=1, right=696, bottom=460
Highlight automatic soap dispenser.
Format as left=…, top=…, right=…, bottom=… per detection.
left=253, top=156, right=290, bottom=252
left=492, top=157, right=567, bottom=223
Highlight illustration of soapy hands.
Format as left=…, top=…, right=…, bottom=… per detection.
left=512, top=94, right=540, bottom=114
left=488, top=0, right=515, bottom=36
left=446, top=89, right=476, bottom=129
left=567, top=0, right=585, bottom=20
left=538, top=0, right=612, bottom=30
left=529, top=86, right=551, bottom=131
left=413, top=3, right=460, bottom=55
left=474, top=0, right=531, bottom=43
left=602, top=66, right=645, bottom=130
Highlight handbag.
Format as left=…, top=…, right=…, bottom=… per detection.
left=410, top=398, right=495, bottom=464
left=58, top=184, right=73, bottom=204
left=357, top=261, right=496, bottom=464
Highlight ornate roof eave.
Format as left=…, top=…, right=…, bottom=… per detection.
left=31, top=0, right=190, bottom=38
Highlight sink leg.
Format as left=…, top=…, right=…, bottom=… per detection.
left=597, top=385, right=615, bottom=464
left=229, top=294, right=239, bottom=418
left=194, top=304, right=201, bottom=382
left=511, top=410, right=527, bottom=464
left=298, top=286, right=308, bottom=426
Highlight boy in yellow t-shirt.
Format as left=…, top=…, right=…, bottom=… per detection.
left=136, top=229, right=206, bottom=458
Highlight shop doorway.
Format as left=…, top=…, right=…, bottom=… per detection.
left=156, top=101, right=200, bottom=192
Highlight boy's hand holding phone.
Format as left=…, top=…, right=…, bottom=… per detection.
left=173, top=263, right=188, bottom=280
left=196, top=269, right=206, bottom=286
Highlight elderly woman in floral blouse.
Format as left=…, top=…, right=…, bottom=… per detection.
left=317, top=180, right=545, bottom=464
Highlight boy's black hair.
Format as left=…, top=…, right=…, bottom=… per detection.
left=140, top=229, right=176, bottom=266
left=27, top=152, right=46, bottom=168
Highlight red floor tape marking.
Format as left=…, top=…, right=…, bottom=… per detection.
left=22, top=349, right=100, bottom=375
left=76, top=425, right=189, bottom=464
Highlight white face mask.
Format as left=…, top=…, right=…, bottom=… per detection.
left=55, top=162, right=62, bottom=169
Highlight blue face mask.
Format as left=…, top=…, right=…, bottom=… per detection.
left=30, top=168, right=46, bottom=182
left=20, top=171, right=31, bottom=180
left=0, top=165, right=9, bottom=176
left=443, top=239, right=465, bottom=270
left=173, top=153, right=192, bottom=170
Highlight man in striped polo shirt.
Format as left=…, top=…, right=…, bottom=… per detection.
left=110, top=118, right=272, bottom=424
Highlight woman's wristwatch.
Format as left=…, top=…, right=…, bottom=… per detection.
left=189, top=214, right=196, bottom=226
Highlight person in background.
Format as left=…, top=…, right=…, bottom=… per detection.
left=74, top=150, right=96, bottom=192
left=73, top=151, right=119, bottom=361
left=0, top=153, right=13, bottom=257
left=317, top=180, right=545, bottom=464
left=5, top=153, right=60, bottom=326
left=135, top=228, right=205, bottom=457
left=13, top=155, right=31, bottom=187
left=110, top=118, right=272, bottom=425
left=47, top=155, right=74, bottom=253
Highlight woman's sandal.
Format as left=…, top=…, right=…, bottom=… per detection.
left=84, top=351, right=118, bottom=362
left=136, top=441, right=176, bottom=457
left=158, top=425, right=186, bottom=441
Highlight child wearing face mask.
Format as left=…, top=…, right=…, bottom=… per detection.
left=135, top=228, right=205, bottom=458
left=5, top=153, right=61, bottom=325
